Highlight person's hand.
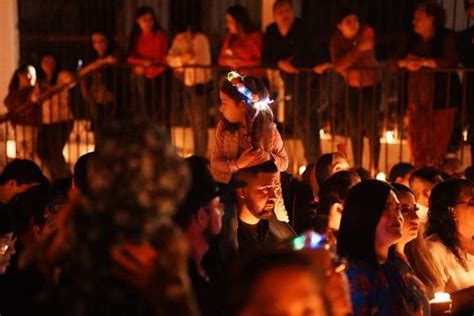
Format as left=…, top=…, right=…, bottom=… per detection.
left=418, top=58, right=437, bottom=69
left=134, top=65, right=145, bottom=76
left=236, top=148, right=270, bottom=169
left=277, top=58, right=299, bottom=74
left=357, top=38, right=373, bottom=52
left=248, top=148, right=271, bottom=167
left=104, top=55, right=118, bottom=64
left=181, top=53, right=194, bottom=65
left=142, top=59, right=152, bottom=67
left=313, top=62, right=333, bottom=74
left=236, top=148, right=257, bottom=169
left=405, top=59, right=423, bottom=71
left=398, top=58, right=422, bottom=72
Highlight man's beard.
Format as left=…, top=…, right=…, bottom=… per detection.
left=253, top=204, right=274, bottom=220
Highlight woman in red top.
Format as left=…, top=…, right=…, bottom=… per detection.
left=218, top=5, right=264, bottom=78
left=127, top=6, right=168, bottom=123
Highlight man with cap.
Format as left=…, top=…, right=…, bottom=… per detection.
left=0, top=159, right=48, bottom=204
left=174, top=155, right=225, bottom=316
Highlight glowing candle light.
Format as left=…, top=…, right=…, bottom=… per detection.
left=6, top=140, right=16, bottom=159
left=299, top=165, right=307, bottom=175
left=376, top=172, right=386, bottom=181
left=429, top=292, right=452, bottom=316
left=385, top=130, right=395, bottom=144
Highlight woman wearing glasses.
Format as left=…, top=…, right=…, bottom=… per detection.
left=425, top=179, right=474, bottom=293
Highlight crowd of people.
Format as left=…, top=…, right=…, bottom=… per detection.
left=0, top=36, right=473, bottom=316
left=3, top=0, right=474, bottom=179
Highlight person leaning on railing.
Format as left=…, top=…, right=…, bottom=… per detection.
left=218, top=4, right=264, bottom=78
left=126, top=6, right=168, bottom=122
left=79, top=31, right=120, bottom=135
left=330, top=7, right=382, bottom=172
left=4, top=65, right=41, bottom=160
left=395, top=0, right=462, bottom=167
left=35, top=54, right=75, bottom=180
left=261, top=0, right=321, bottom=163
left=167, top=21, right=212, bottom=157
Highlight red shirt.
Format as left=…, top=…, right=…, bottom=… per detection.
left=218, top=32, right=264, bottom=77
left=127, top=30, right=168, bottom=79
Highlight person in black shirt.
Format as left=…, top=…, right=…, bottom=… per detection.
left=174, top=156, right=225, bottom=316
left=232, top=161, right=295, bottom=256
left=262, top=0, right=321, bottom=163
left=457, top=0, right=474, bottom=163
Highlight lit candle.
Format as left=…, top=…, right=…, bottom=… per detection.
left=429, top=292, right=452, bottom=316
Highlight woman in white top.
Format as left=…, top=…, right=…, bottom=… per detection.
left=425, top=179, right=474, bottom=293
left=167, top=22, right=212, bottom=157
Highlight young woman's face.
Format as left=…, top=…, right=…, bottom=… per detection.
left=337, top=14, right=360, bottom=39
left=137, top=12, right=155, bottom=33
left=413, top=8, right=434, bottom=36
left=41, top=55, right=56, bottom=75
left=219, top=91, right=246, bottom=124
left=226, top=14, right=239, bottom=34
left=453, top=187, right=474, bottom=238
left=375, top=190, right=404, bottom=247
left=398, top=191, right=419, bottom=244
left=92, top=33, right=109, bottom=56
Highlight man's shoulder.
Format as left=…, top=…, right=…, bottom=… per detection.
left=263, top=23, right=279, bottom=39
left=269, top=216, right=296, bottom=240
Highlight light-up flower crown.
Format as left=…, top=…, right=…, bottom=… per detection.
left=227, top=71, right=273, bottom=112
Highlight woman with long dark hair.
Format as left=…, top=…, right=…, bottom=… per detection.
left=425, top=179, right=474, bottom=293
left=79, top=31, right=120, bottom=135
left=4, top=65, right=41, bottom=160
left=36, top=54, right=75, bottom=180
left=338, top=180, right=428, bottom=315
left=396, top=0, right=462, bottom=167
left=392, top=183, right=439, bottom=302
left=313, top=170, right=360, bottom=243
left=127, top=6, right=168, bottom=122
left=218, top=4, right=264, bottom=77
